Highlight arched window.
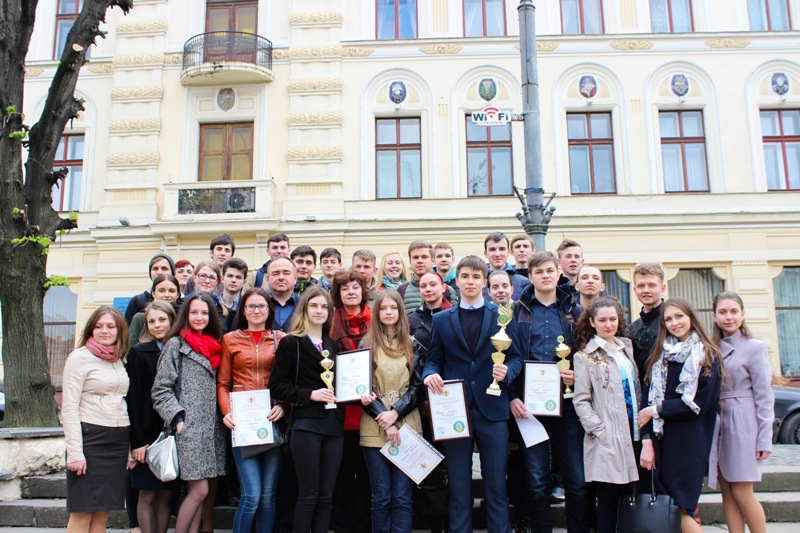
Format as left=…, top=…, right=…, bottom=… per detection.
left=44, top=286, right=78, bottom=390
left=668, top=268, right=725, bottom=333
left=773, top=266, right=800, bottom=377
left=602, top=270, right=631, bottom=323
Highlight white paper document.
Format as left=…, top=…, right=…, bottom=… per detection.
left=514, top=412, right=549, bottom=448
left=380, top=425, right=444, bottom=484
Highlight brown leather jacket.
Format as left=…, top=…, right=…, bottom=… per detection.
left=217, top=329, right=286, bottom=417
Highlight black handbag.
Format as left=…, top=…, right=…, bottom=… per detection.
left=413, top=464, right=449, bottom=519
left=616, top=471, right=681, bottom=533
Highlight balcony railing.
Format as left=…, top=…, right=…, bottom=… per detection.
left=162, top=180, right=275, bottom=221
left=180, top=31, right=274, bottom=86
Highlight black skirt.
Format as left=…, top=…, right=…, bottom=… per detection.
left=66, top=423, right=130, bottom=513
left=130, top=460, right=178, bottom=491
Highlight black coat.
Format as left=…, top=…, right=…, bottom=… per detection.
left=629, top=302, right=663, bottom=383
left=125, top=341, right=164, bottom=449
left=125, top=291, right=152, bottom=325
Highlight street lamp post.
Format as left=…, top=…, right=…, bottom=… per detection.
left=515, top=0, right=556, bottom=253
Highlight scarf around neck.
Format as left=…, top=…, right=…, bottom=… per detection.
left=85, top=337, right=118, bottom=361
left=381, top=274, right=403, bottom=292
left=649, top=330, right=706, bottom=436
left=331, top=305, right=372, bottom=351
left=180, top=327, right=222, bottom=370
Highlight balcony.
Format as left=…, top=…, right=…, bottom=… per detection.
left=180, top=31, right=274, bottom=86
left=162, top=180, right=275, bottom=222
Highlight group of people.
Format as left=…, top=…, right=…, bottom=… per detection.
left=59, top=231, right=776, bottom=533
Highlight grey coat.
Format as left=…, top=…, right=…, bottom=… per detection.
left=708, top=332, right=774, bottom=488
left=152, top=336, right=227, bottom=481
left=573, top=336, right=641, bottom=484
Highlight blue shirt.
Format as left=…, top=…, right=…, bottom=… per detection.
left=527, top=298, right=565, bottom=361
left=272, top=294, right=297, bottom=331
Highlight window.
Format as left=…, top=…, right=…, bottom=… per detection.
left=199, top=122, right=254, bottom=181
left=774, top=266, right=800, bottom=376
left=44, top=286, right=78, bottom=390
left=659, top=110, right=708, bottom=192
left=464, top=0, right=506, bottom=37
left=760, top=109, right=800, bottom=190
left=55, top=0, right=89, bottom=59
left=375, top=118, right=421, bottom=198
left=205, top=0, right=258, bottom=63
left=567, top=113, right=615, bottom=194
left=561, top=0, right=604, bottom=35
left=748, top=0, right=790, bottom=31
left=377, top=0, right=418, bottom=39
left=650, top=0, right=693, bottom=32
left=668, top=268, right=725, bottom=333
left=52, top=134, right=85, bottom=212
left=466, top=117, right=512, bottom=196
left=602, top=270, right=631, bottom=323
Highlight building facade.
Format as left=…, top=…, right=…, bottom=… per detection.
left=19, top=0, right=800, bottom=379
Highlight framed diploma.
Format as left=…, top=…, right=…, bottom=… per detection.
left=380, top=425, right=444, bottom=485
left=229, top=390, right=275, bottom=447
left=427, top=380, right=472, bottom=441
left=523, top=361, right=562, bottom=417
left=335, top=348, right=373, bottom=403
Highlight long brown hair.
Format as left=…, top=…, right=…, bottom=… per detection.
left=363, top=291, right=414, bottom=368
left=139, top=300, right=177, bottom=343
left=288, top=285, right=334, bottom=338
left=644, top=297, right=721, bottom=380
left=573, top=297, right=629, bottom=351
left=79, top=306, right=129, bottom=361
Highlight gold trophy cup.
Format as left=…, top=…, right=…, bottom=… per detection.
left=487, top=305, right=514, bottom=396
left=319, top=349, right=337, bottom=409
left=554, top=335, right=573, bottom=398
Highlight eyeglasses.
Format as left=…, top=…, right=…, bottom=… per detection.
left=196, top=273, right=218, bottom=282
left=245, top=304, right=268, bottom=312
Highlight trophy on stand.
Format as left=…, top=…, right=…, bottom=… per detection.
left=487, top=305, right=513, bottom=396
left=555, top=336, right=574, bottom=398
left=319, top=349, right=337, bottom=409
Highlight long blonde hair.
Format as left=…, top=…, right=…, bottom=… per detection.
left=288, top=286, right=334, bottom=338
left=363, top=291, right=413, bottom=368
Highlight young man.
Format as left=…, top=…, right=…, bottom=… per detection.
left=510, top=234, right=535, bottom=279
left=250, top=233, right=291, bottom=289
left=398, top=240, right=458, bottom=313
left=483, top=231, right=530, bottom=300
left=488, top=269, right=514, bottom=307
left=220, top=257, right=247, bottom=312
left=423, top=256, right=523, bottom=533
left=556, top=238, right=584, bottom=300
left=209, top=234, right=235, bottom=266
left=351, top=249, right=378, bottom=306
left=629, top=262, right=667, bottom=382
left=433, top=242, right=458, bottom=295
left=319, top=247, right=342, bottom=291
left=290, top=245, right=318, bottom=295
left=511, top=251, right=588, bottom=533
left=124, top=253, right=176, bottom=324
left=575, top=264, right=606, bottom=310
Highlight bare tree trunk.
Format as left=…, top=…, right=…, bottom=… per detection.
left=0, top=0, right=132, bottom=427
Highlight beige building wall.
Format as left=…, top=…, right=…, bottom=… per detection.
left=19, top=0, right=800, bottom=375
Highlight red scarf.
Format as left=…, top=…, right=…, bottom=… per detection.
left=331, top=305, right=372, bottom=351
left=180, top=327, right=222, bottom=370
left=85, top=337, right=118, bottom=361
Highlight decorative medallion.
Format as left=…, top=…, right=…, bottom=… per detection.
left=579, top=75, right=598, bottom=99
left=772, top=73, right=790, bottom=96
left=389, top=81, right=407, bottom=105
left=671, top=74, right=690, bottom=98
left=478, top=78, right=498, bottom=102
left=217, top=88, right=235, bottom=111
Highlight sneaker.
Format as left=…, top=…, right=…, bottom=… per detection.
left=550, top=485, right=566, bottom=502
left=514, top=518, right=531, bottom=533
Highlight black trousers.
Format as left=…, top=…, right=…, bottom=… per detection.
left=290, top=429, right=344, bottom=533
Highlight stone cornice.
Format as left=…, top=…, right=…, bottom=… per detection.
left=609, top=39, right=654, bottom=50
left=110, top=85, right=163, bottom=99
left=288, top=11, right=343, bottom=26
left=705, top=38, right=750, bottom=49
left=113, top=54, right=168, bottom=67
left=287, top=112, right=343, bottom=125
left=116, top=20, right=168, bottom=34
left=86, top=62, right=114, bottom=73
left=286, top=146, right=342, bottom=161
left=106, top=152, right=160, bottom=167
left=287, top=78, right=343, bottom=92
left=108, top=119, right=161, bottom=132
left=419, top=43, right=463, bottom=55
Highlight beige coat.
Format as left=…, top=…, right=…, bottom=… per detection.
left=573, top=336, right=640, bottom=484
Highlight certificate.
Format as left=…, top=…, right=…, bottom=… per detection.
left=380, top=425, right=444, bottom=485
left=523, top=361, right=562, bottom=416
left=427, top=380, right=471, bottom=441
left=229, top=390, right=275, bottom=447
left=335, top=348, right=373, bottom=403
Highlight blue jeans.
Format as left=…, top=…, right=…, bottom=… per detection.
left=519, top=401, right=590, bottom=533
left=362, top=447, right=413, bottom=533
left=232, top=444, right=282, bottom=533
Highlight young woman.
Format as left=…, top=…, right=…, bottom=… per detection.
left=218, top=288, right=286, bottom=533
left=572, top=297, right=640, bottom=533
left=62, top=307, right=134, bottom=533
left=126, top=301, right=178, bottom=533
left=268, top=286, right=344, bottom=533
left=175, top=260, right=195, bottom=296
left=359, top=291, right=423, bottom=533
left=330, top=269, right=372, bottom=351
left=193, top=260, right=233, bottom=334
left=376, top=252, right=408, bottom=292
left=637, top=297, right=723, bottom=533
left=128, top=275, right=181, bottom=345
left=709, top=291, right=773, bottom=533
left=152, top=293, right=227, bottom=533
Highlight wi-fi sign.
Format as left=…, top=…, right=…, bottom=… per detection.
left=483, top=106, right=499, bottom=119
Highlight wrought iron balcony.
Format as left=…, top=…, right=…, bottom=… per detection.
left=180, top=31, right=274, bottom=86
left=162, top=180, right=275, bottom=221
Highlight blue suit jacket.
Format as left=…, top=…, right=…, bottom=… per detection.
left=422, top=302, right=523, bottom=422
